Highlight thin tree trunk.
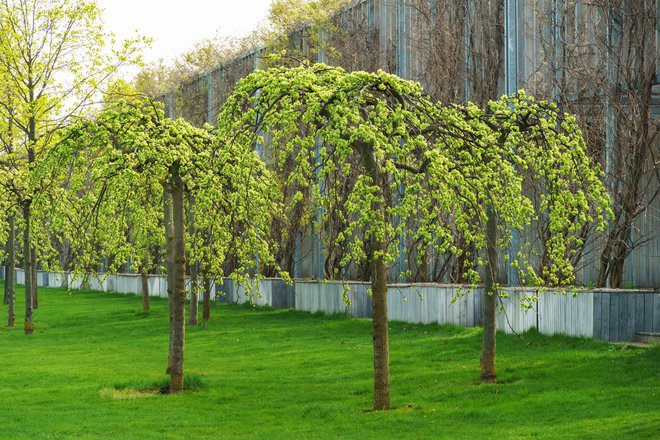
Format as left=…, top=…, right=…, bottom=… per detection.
left=31, top=246, right=38, bottom=309
left=169, top=163, right=186, bottom=393
left=25, top=108, right=36, bottom=331
left=189, top=264, right=198, bottom=326
left=163, top=184, right=175, bottom=374
left=481, top=204, right=498, bottom=384
left=3, top=216, right=11, bottom=305
left=23, top=203, right=34, bottom=335
left=202, top=270, right=211, bottom=322
left=6, top=215, right=15, bottom=327
left=187, top=195, right=198, bottom=326
left=140, top=263, right=150, bottom=312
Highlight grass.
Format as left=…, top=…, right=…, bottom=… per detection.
left=0, top=282, right=658, bottom=439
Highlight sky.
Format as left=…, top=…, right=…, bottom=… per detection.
left=95, top=0, right=274, bottom=68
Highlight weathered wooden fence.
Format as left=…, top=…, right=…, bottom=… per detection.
left=4, top=268, right=657, bottom=343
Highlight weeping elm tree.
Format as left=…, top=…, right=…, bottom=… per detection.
left=216, top=63, right=458, bottom=410
left=48, top=98, right=282, bottom=392
left=217, top=63, right=610, bottom=409
left=420, top=92, right=611, bottom=383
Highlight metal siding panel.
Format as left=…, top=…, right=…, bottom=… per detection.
left=601, top=293, right=611, bottom=341
left=423, top=286, right=433, bottom=323
left=567, top=294, right=575, bottom=335
left=451, top=290, right=460, bottom=325
left=653, top=294, right=660, bottom=333
left=574, top=294, right=583, bottom=336
left=609, top=293, right=619, bottom=342
left=431, top=286, right=440, bottom=324
left=645, top=293, right=655, bottom=333
left=474, top=289, right=483, bottom=327
left=580, top=292, right=594, bottom=338
left=626, top=294, right=636, bottom=341
left=359, top=283, right=372, bottom=318
left=538, top=292, right=547, bottom=334
left=460, top=292, right=468, bottom=326
left=548, top=293, right=556, bottom=335
left=466, top=288, right=474, bottom=327
left=636, top=293, right=646, bottom=332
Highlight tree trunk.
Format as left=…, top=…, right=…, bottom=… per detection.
left=189, top=265, right=198, bottom=326
left=608, top=220, right=633, bottom=289
left=23, top=203, right=34, bottom=335
left=31, top=247, right=38, bottom=309
left=163, top=184, right=175, bottom=374
left=140, top=264, right=150, bottom=312
left=25, top=109, right=36, bottom=329
left=481, top=204, right=498, bottom=384
left=187, top=195, right=198, bottom=326
left=6, top=215, right=15, bottom=327
left=371, top=233, right=390, bottom=410
left=202, top=271, right=211, bottom=322
left=169, top=164, right=186, bottom=393
left=597, top=214, right=633, bottom=289
left=356, top=140, right=391, bottom=410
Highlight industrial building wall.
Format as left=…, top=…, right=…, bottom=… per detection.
left=160, top=0, right=659, bottom=288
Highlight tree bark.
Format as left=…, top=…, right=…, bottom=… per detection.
left=371, top=229, right=390, bottom=410
left=187, top=195, right=198, bottom=326
left=356, top=140, right=391, bottom=411
left=202, top=270, right=211, bottom=322
left=140, top=263, right=150, bottom=312
left=24, top=101, right=36, bottom=331
left=31, top=246, right=38, bottom=309
left=6, top=215, right=15, bottom=327
left=481, top=204, right=498, bottom=384
left=163, top=184, right=175, bottom=374
left=189, top=265, right=199, bottom=326
left=23, top=203, right=34, bottom=334
left=169, top=163, right=186, bottom=393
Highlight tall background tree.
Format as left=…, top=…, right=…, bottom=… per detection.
left=0, top=0, right=144, bottom=333
left=527, top=0, right=659, bottom=288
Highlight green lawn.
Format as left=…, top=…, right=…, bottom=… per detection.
left=0, top=283, right=658, bottom=439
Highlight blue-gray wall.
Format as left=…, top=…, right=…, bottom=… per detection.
left=4, top=268, right=657, bottom=343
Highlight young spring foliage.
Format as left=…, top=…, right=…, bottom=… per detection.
left=215, top=63, right=611, bottom=406
left=420, top=92, right=612, bottom=301
left=46, top=97, right=283, bottom=286
left=218, top=64, right=610, bottom=291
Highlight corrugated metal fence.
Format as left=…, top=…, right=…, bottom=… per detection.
left=4, top=268, right=657, bottom=343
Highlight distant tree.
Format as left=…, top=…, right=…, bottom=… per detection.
left=260, top=0, right=351, bottom=66
left=0, top=0, right=144, bottom=333
left=527, top=0, right=659, bottom=288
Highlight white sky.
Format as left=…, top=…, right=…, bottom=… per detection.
left=96, top=0, right=273, bottom=69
